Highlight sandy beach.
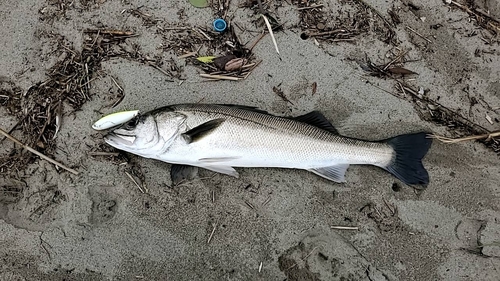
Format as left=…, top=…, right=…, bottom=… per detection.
left=1, top=0, right=500, bottom=280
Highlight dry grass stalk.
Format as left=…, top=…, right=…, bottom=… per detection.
left=207, top=223, right=217, bottom=244
left=330, top=226, right=359, bottom=230
left=125, top=171, right=145, bottom=193
left=261, top=14, right=280, bottom=55
left=429, top=131, right=500, bottom=144
left=0, top=127, right=78, bottom=175
left=200, top=74, right=242, bottom=81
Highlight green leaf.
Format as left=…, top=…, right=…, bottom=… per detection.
left=196, top=56, right=216, bottom=63
left=189, top=0, right=208, bottom=8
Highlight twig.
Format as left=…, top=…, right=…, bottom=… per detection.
left=0, top=120, right=20, bottom=143
left=308, top=29, right=350, bottom=37
left=247, top=32, right=266, bottom=51
left=406, top=26, right=432, bottom=43
left=178, top=51, right=198, bottom=59
left=429, top=131, right=500, bottom=143
left=194, top=28, right=213, bottom=41
left=147, top=63, right=174, bottom=81
left=382, top=49, right=410, bottom=71
left=88, top=151, right=120, bottom=157
left=110, top=76, right=123, bottom=92
left=85, top=29, right=135, bottom=36
left=297, top=4, right=324, bottom=10
left=331, top=226, right=359, bottom=230
left=125, top=171, right=145, bottom=193
left=447, top=0, right=500, bottom=32
left=200, top=74, right=242, bottom=81
left=39, top=233, right=52, bottom=260
left=261, top=14, right=280, bottom=55
left=354, top=0, right=395, bottom=28
left=207, top=223, right=217, bottom=244
left=0, top=127, right=79, bottom=175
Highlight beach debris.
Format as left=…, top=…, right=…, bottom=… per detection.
left=52, top=100, right=62, bottom=140
left=125, top=171, right=145, bottom=193
left=406, top=26, right=432, bottom=43
left=224, top=58, right=247, bottom=71
left=360, top=51, right=417, bottom=78
left=92, top=110, right=140, bottom=130
left=0, top=127, right=78, bottom=175
left=261, top=14, right=280, bottom=55
left=207, top=222, right=217, bottom=244
left=189, top=0, right=208, bottom=8
left=311, top=82, right=317, bottom=95
left=387, top=67, right=418, bottom=75
left=445, top=0, right=500, bottom=33
left=196, top=56, right=216, bottom=63
left=273, top=85, right=294, bottom=105
left=213, top=55, right=236, bottom=69
left=294, top=0, right=395, bottom=44
left=486, top=114, right=494, bottom=125
left=330, top=226, right=359, bottom=230
left=213, top=18, right=227, bottom=32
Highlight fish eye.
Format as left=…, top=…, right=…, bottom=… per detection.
left=124, top=118, right=138, bottom=129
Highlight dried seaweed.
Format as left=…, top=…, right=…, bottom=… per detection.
left=0, top=30, right=134, bottom=175
left=293, top=0, right=396, bottom=44
left=160, top=22, right=258, bottom=80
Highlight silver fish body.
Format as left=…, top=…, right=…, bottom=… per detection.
left=105, top=104, right=432, bottom=185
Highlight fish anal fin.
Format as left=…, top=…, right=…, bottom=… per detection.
left=198, top=156, right=241, bottom=163
left=182, top=118, right=225, bottom=143
left=202, top=165, right=239, bottom=178
left=170, top=164, right=199, bottom=185
left=293, top=111, right=338, bottom=134
left=309, top=164, right=349, bottom=183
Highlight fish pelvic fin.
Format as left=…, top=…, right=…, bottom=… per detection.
left=383, top=132, right=432, bottom=186
left=309, top=164, right=349, bottom=183
left=170, top=164, right=198, bottom=186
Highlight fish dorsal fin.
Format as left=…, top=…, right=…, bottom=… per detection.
left=309, top=164, right=350, bottom=183
left=293, top=111, right=338, bottom=134
left=218, top=104, right=269, bottom=115
left=183, top=118, right=225, bottom=143
left=170, top=164, right=198, bottom=185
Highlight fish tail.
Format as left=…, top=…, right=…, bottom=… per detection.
left=383, top=132, right=432, bottom=186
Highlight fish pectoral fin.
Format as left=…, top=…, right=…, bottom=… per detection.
left=309, top=164, right=350, bottom=183
left=293, top=111, right=339, bottom=134
left=198, top=156, right=241, bottom=163
left=182, top=118, right=225, bottom=143
left=170, top=164, right=199, bottom=185
left=201, top=165, right=239, bottom=178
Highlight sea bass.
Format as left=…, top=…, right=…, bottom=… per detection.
left=104, top=104, right=432, bottom=186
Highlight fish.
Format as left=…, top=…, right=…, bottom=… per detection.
left=104, top=104, right=432, bottom=186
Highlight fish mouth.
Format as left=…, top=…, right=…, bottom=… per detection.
left=104, top=132, right=137, bottom=147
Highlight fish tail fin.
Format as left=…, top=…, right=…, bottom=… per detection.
left=383, top=132, right=432, bottom=186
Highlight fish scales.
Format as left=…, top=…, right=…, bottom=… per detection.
left=166, top=104, right=393, bottom=168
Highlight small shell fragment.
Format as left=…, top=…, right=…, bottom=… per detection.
left=92, top=110, right=140, bottom=130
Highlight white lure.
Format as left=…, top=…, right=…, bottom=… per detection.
left=92, top=110, right=140, bottom=130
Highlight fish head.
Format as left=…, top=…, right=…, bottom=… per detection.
left=104, top=109, right=185, bottom=155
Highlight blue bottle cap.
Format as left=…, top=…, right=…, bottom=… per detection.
left=213, top=19, right=227, bottom=32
